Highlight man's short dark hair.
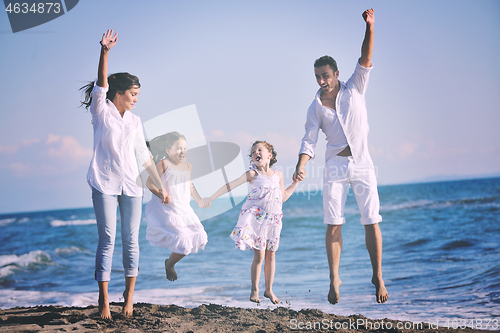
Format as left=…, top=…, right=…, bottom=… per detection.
left=314, top=56, right=338, bottom=72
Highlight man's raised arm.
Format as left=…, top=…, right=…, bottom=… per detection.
left=359, top=8, right=375, bottom=68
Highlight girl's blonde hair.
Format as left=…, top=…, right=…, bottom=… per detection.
left=250, top=141, right=278, bottom=167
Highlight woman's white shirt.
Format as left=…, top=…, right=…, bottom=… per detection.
left=87, top=82, right=151, bottom=197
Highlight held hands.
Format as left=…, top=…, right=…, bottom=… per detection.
left=293, top=167, right=306, bottom=182
left=198, top=198, right=213, bottom=208
left=101, top=29, right=118, bottom=51
left=159, top=189, right=171, bottom=204
left=362, top=8, right=375, bottom=25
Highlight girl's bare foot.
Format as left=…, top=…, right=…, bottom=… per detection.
left=122, top=291, right=134, bottom=318
left=165, top=259, right=178, bottom=281
left=327, top=278, right=342, bottom=304
left=264, top=290, right=280, bottom=304
left=98, top=296, right=111, bottom=320
left=372, top=276, right=388, bottom=303
left=250, top=290, right=260, bottom=303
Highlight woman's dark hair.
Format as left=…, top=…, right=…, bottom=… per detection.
left=249, top=141, right=278, bottom=167
left=314, top=55, right=338, bottom=72
left=79, top=72, right=140, bottom=109
left=147, top=132, right=186, bottom=163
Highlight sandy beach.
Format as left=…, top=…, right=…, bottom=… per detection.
left=0, top=302, right=494, bottom=332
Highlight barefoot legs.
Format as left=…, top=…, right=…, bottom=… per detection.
left=165, top=252, right=186, bottom=281
left=98, top=281, right=111, bottom=319
left=250, top=250, right=264, bottom=303
left=98, top=277, right=136, bottom=319
left=325, top=223, right=388, bottom=305
left=122, top=276, right=136, bottom=317
left=250, top=249, right=280, bottom=304
left=326, top=224, right=343, bottom=304
left=365, top=223, right=388, bottom=303
left=263, top=250, right=280, bottom=304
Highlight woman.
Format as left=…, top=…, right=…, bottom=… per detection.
left=81, top=30, right=169, bottom=319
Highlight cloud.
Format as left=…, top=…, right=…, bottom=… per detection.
left=398, top=142, right=417, bottom=157
left=368, top=144, right=384, bottom=156
left=210, top=129, right=225, bottom=138
left=45, top=134, right=92, bottom=161
left=22, top=138, right=41, bottom=145
left=0, top=145, right=18, bottom=154
left=0, top=134, right=92, bottom=177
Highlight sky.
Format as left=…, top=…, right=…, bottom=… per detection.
left=0, top=0, right=499, bottom=214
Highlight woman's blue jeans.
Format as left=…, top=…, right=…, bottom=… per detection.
left=92, top=187, right=142, bottom=282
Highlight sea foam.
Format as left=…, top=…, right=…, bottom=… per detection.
left=0, top=250, right=52, bottom=278
left=50, top=219, right=96, bottom=227
left=0, top=218, right=16, bottom=226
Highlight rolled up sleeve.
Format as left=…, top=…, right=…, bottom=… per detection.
left=299, top=104, right=320, bottom=159
left=90, top=81, right=109, bottom=116
left=348, top=59, right=373, bottom=96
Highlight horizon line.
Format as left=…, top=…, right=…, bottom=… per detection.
left=1, top=174, right=499, bottom=216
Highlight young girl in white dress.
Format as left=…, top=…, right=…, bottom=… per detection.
left=204, top=141, right=299, bottom=304
left=145, top=132, right=208, bottom=281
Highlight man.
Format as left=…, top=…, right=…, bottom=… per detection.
left=293, top=8, right=388, bottom=304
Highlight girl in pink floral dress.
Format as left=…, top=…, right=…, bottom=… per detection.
left=204, top=141, right=298, bottom=304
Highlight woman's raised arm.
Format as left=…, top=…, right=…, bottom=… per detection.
left=96, top=30, right=118, bottom=88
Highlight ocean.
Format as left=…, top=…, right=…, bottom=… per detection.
left=1, top=177, right=499, bottom=326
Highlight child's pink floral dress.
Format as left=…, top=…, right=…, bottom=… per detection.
left=230, top=169, right=283, bottom=251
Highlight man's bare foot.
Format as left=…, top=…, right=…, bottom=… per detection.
left=122, top=291, right=134, bottom=318
left=327, top=279, right=342, bottom=304
left=165, top=259, right=178, bottom=281
left=372, top=276, right=388, bottom=303
left=250, top=290, right=260, bottom=303
left=98, top=296, right=111, bottom=320
left=264, top=291, right=280, bottom=304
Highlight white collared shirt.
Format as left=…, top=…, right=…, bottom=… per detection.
left=87, top=83, right=151, bottom=197
left=299, top=60, right=374, bottom=166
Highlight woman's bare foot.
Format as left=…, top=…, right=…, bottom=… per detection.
left=122, top=291, right=134, bottom=318
left=264, top=290, right=280, bottom=304
left=327, top=278, right=342, bottom=304
left=372, top=276, right=388, bottom=303
left=165, top=258, right=178, bottom=281
left=250, top=290, right=260, bottom=303
left=98, top=295, right=111, bottom=320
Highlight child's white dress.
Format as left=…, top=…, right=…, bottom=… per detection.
left=230, top=170, right=283, bottom=251
left=145, top=162, right=207, bottom=255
